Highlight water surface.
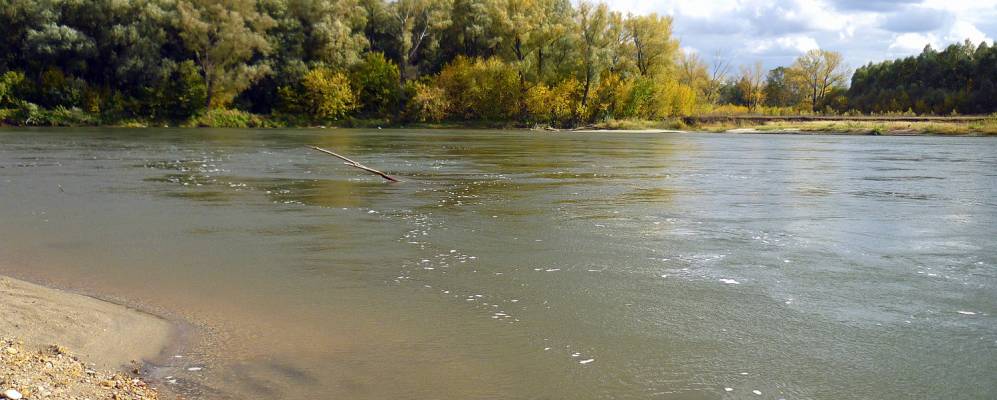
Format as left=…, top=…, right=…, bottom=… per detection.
left=1, top=128, right=995, bottom=399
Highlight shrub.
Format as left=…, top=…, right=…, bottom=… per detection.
left=186, top=108, right=270, bottom=128
left=351, top=52, right=401, bottom=117
left=47, top=106, right=99, bottom=126
left=280, top=67, right=357, bottom=121
left=10, top=102, right=44, bottom=125
left=38, top=67, right=87, bottom=108
left=436, top=56, right=521, bottom=121
left=526, top=79, right=581, bottom=126
left=146, top=60, right=208, bottom=121
left=0, top=71, right=27, bottom=107
left=405, top=81, right=448, bottom=122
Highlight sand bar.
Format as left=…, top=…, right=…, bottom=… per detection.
left=0, top=275, right=174, bottom=369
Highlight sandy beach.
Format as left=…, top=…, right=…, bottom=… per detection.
left=0, top=275, right=174, bottom=399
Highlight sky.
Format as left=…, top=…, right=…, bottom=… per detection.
left=603, top=0, right=997, bottom=71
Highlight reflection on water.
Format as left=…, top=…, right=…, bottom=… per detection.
left=1, top=128, right=995, bottom=399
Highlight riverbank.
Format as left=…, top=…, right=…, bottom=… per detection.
left=0, top=275, right=174, bottom=398
left=584, top=115, right=997, bottom=136
left=4, top=105, right=995, bottom=136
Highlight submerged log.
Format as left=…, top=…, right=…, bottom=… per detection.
left=308, top=146, right=400, bottom=183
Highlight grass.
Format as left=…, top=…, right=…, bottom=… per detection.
left=689, top=118, right=997, bottom=136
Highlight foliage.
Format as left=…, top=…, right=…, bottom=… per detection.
left=436, top=56, right=521, bottom=120
left=280, top=67, right=357, bottom=121
left=525, top=78, right=581, bottom=126
left=351, top=52, right=401, bottom=117
left=145, top=60, right=208, bottom=121
left=186, top=108, right=272, bottom=128
left=787, top=49, right=849, bottom=113
left=848, top=40, right=997, bottom=115
left=405, top=81, right=449, bottom=122
left=176, top=0, right=276, bottom=109
left=0, top=71, right=27, bottom=107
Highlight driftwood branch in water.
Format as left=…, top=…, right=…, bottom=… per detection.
left=308, top=146, right=400, bottom=182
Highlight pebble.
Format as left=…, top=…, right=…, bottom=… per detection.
left=3, top=389, right=23, bottom=400
left=3, top=347, right=17, bottom=355
left=187, top=367, right=203, bottom=371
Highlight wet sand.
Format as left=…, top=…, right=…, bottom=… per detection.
left=0, top=275, right=174, bottom=370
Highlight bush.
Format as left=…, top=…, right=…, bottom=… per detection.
left=525, top=79, right=581, bottom=126
left=186, top=108, right=270, bottom=128
left=351, top=52, right=401, bottom=117
left=46, top=106, right=99, bottom=126
left=436, top=56, right=521, bottom=121
left=9, top=102, right=44, bottom=125
left=0, top=71, right=27, bottom=107
left=146, top=60, right=208, bottom=121
left=37, top=68, right=87, bottom=108
left=405, top=81, right=448, bottom=122
left=279, top=67, right=357, bottom=121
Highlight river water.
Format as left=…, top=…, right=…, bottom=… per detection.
left=0, top=128, right=994, bottom=399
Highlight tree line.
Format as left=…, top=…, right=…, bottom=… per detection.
left=0, top=0, right=994, bottom=128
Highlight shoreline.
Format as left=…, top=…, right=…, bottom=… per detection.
left=3, top=117, right=994, bottom=136
left=0, top=274, right=177, bottom=398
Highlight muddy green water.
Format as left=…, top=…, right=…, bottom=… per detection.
left=0, top=128, right=995, bottom=399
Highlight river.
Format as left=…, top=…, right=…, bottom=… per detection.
left=1, top=128, right=994, bottom=399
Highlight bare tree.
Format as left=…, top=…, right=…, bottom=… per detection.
left=702, top=50, right=731, bottom=104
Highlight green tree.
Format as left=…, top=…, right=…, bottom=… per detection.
left=762, top=66, right=801, bottom=107
left=176, top=0, right=276, bottom=109
left=574, top=1, right=614, bottom=107
left=622, top=13, right=678, bottom=76
left=384, top=0, right=454, bottom=80
left=351, top=52, right=402, bottom=117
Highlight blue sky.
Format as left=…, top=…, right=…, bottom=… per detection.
left=603, top=0, right=997, bottom=71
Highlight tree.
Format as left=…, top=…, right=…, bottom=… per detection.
left=176, top=0, right=275, bottom=109
left=738, top=61, right=766, bottom=111
left=693, top=51, right=732, bottom=105
left=763, top=66, right=800, bottom=107
left=280, top=66, right=356, bottom=120
left=574, top=1, right=614, bottom=107
left=622, top=13, right=678, bottom=76
left=275, top=0, right=369, bottom=68
left=788, top=49, right=848, bottom=113
left=383, top=0, right=454, bottom=80
left=351, top=51, right=402, bottom=117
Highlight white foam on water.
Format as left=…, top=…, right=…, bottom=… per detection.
left=187, top=367, right=202, bottom=372
left=753, top=390, right=762, bottom=395
left=957, top=311, right=976, bottom=315
left=724, top=388, right=734, bottom=392
left=719, top=279, right=740, bottom=285
left=579, top=359, right=595, bottom=364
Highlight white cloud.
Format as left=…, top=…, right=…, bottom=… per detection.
left=751, top=35, right=821, bottom=55
left=945, top=21, right=992, bottom=44
left=889, top=32, right=938, bottom=53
